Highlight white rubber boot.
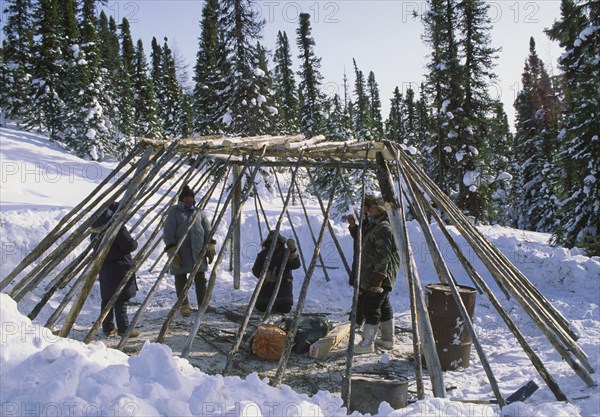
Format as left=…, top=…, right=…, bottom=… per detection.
left=354, top=323, right=378, bottom=354
left=376, top=319, right=394, bottom=350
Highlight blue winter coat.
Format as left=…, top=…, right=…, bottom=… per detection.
left=163, top=202, right=211, bottom=274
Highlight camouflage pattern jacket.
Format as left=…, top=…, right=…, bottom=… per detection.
left=359, top=214, right=400, bottom=290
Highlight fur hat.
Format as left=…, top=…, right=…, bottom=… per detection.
left=363, top=194, right=377, bottom=208
left=262, top=230, right=286, bottom=247
left=371, top=196, right=386, bottom=212
left=179, top=185, right=195, bottom=201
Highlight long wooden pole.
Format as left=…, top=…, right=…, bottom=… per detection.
left=341, top=149, right=369, bottom=409
left=412, top=181, right=569, bottom=401
left=0, top=143, right=143, bottom=291
left=271, top=166, right=339, bottom=388
left=306, top=170, right=352, bottom=277
left=396, top=156, right=506, bottom=407
left=155, top=154, right=241, bottom=343
left=223, top=151, right=302, bottom=374
left=393, top=145, right=596, bottom=384
left=273, top=168, right=312, bottom=277
left=117, top=154, right=237, bottom=349
left=375, top=152, right=446, bottom=398
left=58, top=146, right=165, bottom=337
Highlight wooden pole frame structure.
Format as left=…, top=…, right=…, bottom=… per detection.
left=3, top=134, right=595, bottom=406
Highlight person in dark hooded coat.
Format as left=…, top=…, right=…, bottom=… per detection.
left=252, top=231, right=301, bottom=314
left=90, top=201, right=139, bottom=337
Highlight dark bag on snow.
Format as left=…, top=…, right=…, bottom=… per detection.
left=284, top=316, right=332, bottom=354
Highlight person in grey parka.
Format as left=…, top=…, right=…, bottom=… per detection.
left=163, top=185, right=216, bottom=317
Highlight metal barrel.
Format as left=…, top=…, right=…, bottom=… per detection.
left=425, top=283, right=477, bottom=371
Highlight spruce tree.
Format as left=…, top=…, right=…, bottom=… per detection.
left=62, top=0, right=116, bottom=159
left=367, top=71, right=383, bottom=138
left=351, top=59, right=371, bottom=139
left=217, top=0, right=275, bottom=135
left=422, top=0, right=463, bottom=196
left=272, top=30, right=299, bottom=134
left=385, top=86, right=405, bottom=143
left=548, top=0, right=600, bottom=253
left=296, top=13, right=325, bottom=137
left=193, top=0, right=222, bottom=134
left=27, top=0, right=65, bottom=137
left=455, top=0, right=500, bottom=220
left=132, top=39, right=161, bottom=138
left=487, top=100, right=513, bottom=224
left=159, top=38, right=182, bottom=138
left=0, top=0, right=34, bottom=122
left=512, top=37, right=561, bottom=231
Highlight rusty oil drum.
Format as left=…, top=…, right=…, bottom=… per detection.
left=425, top=283, right=477, bottom=371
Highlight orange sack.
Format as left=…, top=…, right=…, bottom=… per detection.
left=252, top=325, right=287, bottom=361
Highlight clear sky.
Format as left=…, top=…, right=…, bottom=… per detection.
left=104, top=1, right=563, bottom=130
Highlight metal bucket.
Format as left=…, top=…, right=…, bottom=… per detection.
left=425, top=283, right=477, bottom=371
left=347, top=376, right=408, bottom=415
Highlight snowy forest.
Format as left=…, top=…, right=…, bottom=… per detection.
left=0, top=0, right=598, bottom=255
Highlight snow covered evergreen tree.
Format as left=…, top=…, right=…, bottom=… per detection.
left=193, top=0, right=222, bottom=134
left=351, top=59, right=371, bottom=140
left=1, top=0, right=34, bottom=122
left=422, top=0, right=463, bottom=197
left=512, top=37, right=561, bottom=232
left=272, top=31, right=299, bottom=134
left=455, top=0, right=500, bottom=221
left=487, top=101, right=513, bottom=224
left=159, top=38, right=182, bottom=138
left=385, top=86, right=405, bottom=143
left=547, top=0, right=599, bottom=254
left=26, top=0, right=65, bottom=138
left=296, top=13, right=325, bottom=137
left=217, top=0, right=275, bottom=135
left=367, top=71, right=383, bottom=138
left=132, top=39, right=161, bottom=138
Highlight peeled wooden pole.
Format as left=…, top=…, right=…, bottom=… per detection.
left=27, top=244, right=95, bottom=320
left=375, top=152, right=446, bottom=398
left=341, top=150, right=369, bottom=409
left=6, top=160, right=140, bottom=298
left=231, top=164, right=242, bottom=288
left=395, top=146, right=579, bottom=343
left=261, top=248, right=291, bottom=321
left=155, top=155, right=242, bottom=343
left=397, top=158, right=506, bottom=407
left=58, top=147, right=165, bottom=337
left=253, top=190, right=264, bottom=242
left=129, top=155, right=192, bottom=232
left=83, top=214, right=167, bottom=343
left=0, top=143, right=143, bottom=292
left=271, top=167, right=339, bottom=388
left=393, top=145, right=596, bottom=384
left=412, top=183, right=569, bottom=401
left=306, top=170, right=352, bottom=277
left=117, top=156, right=236, bottom=349
left=223, top=152, right=302, bottom=374
left=273, top=168, right=312, bottom=277
left=393, top=163, right=426, bottom=400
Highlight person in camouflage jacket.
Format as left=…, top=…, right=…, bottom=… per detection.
left=355, top=197, right=400, bottom=354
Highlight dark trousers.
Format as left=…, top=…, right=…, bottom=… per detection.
left=175, top=271, right=207, bottom=306
left=101, top=299, right=129, bottom=333
left=358, top=289, right=393, bottom=325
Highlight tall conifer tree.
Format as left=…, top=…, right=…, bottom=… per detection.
left=132, top=39, right=160, bottom=138
left=296, top=13, right=325, bottom=137
left=367, top=71, right=383, bottom=138
left=0, top=0, right=34, bottom=122
left=548, top=0, right=599, bottom=253
left=272, top=31, right=299, bottom=134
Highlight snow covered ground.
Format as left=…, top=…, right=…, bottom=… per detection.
left=1, top=126, right=599, bottom=416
